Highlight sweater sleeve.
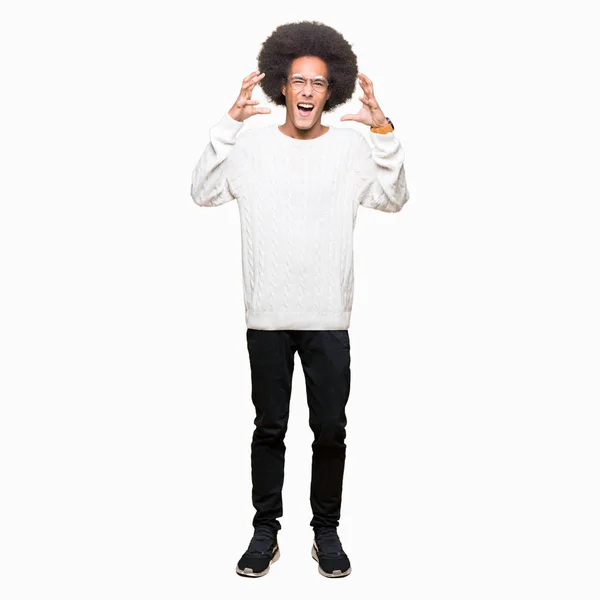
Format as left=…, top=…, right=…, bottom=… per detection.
left=190, top=112, right=246, bottom=207
left=352, top=129, right=410, bottom=213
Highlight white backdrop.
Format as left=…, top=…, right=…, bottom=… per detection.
left=1, top=1, right=599, bottom=598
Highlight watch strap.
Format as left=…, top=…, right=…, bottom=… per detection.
left=370, top=117, right=394, bottom=134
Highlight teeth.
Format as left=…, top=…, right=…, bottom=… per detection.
left=298, top=104, right=314, bottom=108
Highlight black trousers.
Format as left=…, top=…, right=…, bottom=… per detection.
left=246, top=328, right=351, bottom=532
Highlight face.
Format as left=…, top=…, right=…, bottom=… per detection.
left=280, top=56, right=333, bottom=131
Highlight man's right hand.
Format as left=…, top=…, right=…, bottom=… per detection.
left=228, top=71, right=271, bottom=122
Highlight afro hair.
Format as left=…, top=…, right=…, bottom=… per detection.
left=256, top=20, right=358, bottom=113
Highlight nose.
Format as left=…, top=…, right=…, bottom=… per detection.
left=300, top=81, right=316, bottom=95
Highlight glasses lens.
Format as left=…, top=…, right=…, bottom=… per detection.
left=289, top=76, right=327, bottom=91
left=290, top=77, right=305, bottom=89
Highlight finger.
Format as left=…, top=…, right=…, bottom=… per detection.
left=242, top=76, right=264, bottom=97
left=243, top=73, right=265, bottom=88
left=250, top=74, right=265, bottom=89
left=358, top=74, right=373, bottom=92
left=241, top=72, right=257, bottom=88
left=244, top=70, right=260, bottom=82
left=240, top=75, right=263, bottom=101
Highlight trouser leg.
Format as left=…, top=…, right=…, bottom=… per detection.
left=246, top=328, right=296, bottom=532
left=296, top=330, right=351, bottom=530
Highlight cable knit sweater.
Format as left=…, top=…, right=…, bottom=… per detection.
left=190, top=112, right=410, bottom=330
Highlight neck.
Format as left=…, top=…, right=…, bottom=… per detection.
left=279, top=115, right=328, bottom=140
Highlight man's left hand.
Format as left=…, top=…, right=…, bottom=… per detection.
left=340, top=73, right=387, bottom=128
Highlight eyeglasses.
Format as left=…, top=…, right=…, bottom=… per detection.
left=287, top=75, right=329, bottom=93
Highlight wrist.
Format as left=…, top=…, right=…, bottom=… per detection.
left=228, top=109, right=244, bottom=123
left=370, top=117, right=394, bottom=133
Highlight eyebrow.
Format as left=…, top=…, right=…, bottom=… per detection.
left=290, top=74, right=328, bottom=80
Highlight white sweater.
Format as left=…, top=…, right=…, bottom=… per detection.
left=190, top=112, right=410, bottom=330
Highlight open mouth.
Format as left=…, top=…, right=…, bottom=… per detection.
left=297, top=103, right=315, bottom=117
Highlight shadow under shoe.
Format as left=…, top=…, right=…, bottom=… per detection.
left=312, top=527, right=352, bottom=578
left=236, top=526, right=280, bottom=577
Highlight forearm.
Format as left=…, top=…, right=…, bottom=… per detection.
left=190, top=113, right=245, bottom=207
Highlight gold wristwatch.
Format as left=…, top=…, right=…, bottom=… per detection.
left=370, top=117, right=394, bottom=134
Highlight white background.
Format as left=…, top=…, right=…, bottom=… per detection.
left=1, top=1, right=599, bottom=598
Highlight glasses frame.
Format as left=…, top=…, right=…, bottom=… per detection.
left=286, top=74, right=330, bottom=93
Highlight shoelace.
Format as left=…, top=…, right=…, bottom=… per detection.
left=246, top=526, right=276, bottom=556
left=315, top=527, right=343, bottom=557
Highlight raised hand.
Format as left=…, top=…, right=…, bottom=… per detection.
left=228, top=71, right=271, bottom=122
left=340, top=73, right=387, bottom=128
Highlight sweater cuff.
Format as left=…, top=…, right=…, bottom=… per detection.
left=211, top=112, right=246, bottom=141
left=368, top=129, right=401, bottom=151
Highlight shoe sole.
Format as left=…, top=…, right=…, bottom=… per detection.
left=311, top=543, right=352, bottom=578
left=235, top=544, right=280, bottom=577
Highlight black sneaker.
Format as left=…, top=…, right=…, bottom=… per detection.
left=311, top=527, right=352, bottom=578
left=236, top=526, right=280, bottom=577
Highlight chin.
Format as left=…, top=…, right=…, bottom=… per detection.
left=294, top=113, right=319, bottom=128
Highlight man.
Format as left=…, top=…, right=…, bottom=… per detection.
left=190, top=20, right=409, bottom=578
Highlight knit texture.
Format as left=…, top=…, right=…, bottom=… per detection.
left=190, top=112, right=409, bottom=330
